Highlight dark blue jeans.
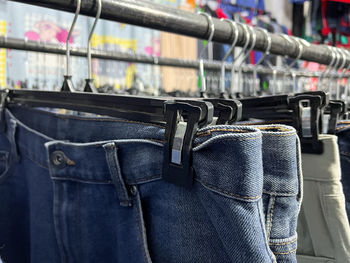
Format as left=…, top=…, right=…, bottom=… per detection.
left=336, top=121, right=350, bottom=220
left=0, top=106, right=276, bottom=262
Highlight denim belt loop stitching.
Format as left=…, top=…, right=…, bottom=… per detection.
left=103, top=142, right=133, bottom=207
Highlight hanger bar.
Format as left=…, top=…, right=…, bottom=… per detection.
left=8, top=0, right=350, bottom=68
left=1, top=36, right=348, bottom=79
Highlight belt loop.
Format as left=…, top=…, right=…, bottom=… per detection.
left=0, top=90, right=9, bottom=133
left=103, top=142, right=133, bottom=207
left=8, top=119, right=19, bottom=162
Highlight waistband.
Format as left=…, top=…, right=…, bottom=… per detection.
left=1, top=106, right=265, bottom=202
left=302, top=134, right=342, bottom=182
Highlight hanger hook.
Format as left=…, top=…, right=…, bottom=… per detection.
left=280, top=34, right=304, bottom=70
left=317, top=46, right=336, bottom=89
left=220, top=19, right=239, bottom=61
left=332, top=47, right=342, bottom=73
left=198, top=12, right=215, bottom=59
left=344, top=49, right=350, bottom=102
left=197, top=12, right=215, bottom=96
left=88, top=0, right=102, bottom=80
left=84, top=0, right=102, bottom=93
left=230, top=23, right=250, bottom=97
left=232, top=23, right=251, bottom=61
left=250, top=28, right=271, bottom=96
left=254, top=28, right=272, bottom=67
left=66, top=0, right=81, bottom=77
left=238, top=25, right=257, bottom=67
left=338, top=48, right=347, bottom=72
left=219, top=19, right=239, bottom=95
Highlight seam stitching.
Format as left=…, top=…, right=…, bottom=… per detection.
left=268, top=196, right=276, bottom=240
left=237, top=119, right=290, bottom=125
left=263, top=190, right=297, bottom=196
left=273, top=248, right=297, bottom=255
left=195, top=178, right=261, bottom=200
left=197, top=128, right=253, bottom=136
left=269, top=238, right=297, bottom=246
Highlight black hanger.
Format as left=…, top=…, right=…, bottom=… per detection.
left=325, top=100, right=343, bottom=134
left=289, top=94, right=324, bottom=154
left=1, top=88, right=214, bottom=189
left=240, top=95, right=291, bottom=120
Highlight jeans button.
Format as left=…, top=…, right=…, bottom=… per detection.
left=130, top=185, right=137, bottom=196
left=50, top=151, right=67, bottom=169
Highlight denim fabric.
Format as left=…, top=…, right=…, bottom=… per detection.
left=254, top=125, right=302, bottom=263
left=0, top=106, right=276, bottom=263
left=0, top=122, right=32, bottom=263
left=336, top=122, right=350, bottom=220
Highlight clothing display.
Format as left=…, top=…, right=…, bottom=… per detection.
left=1, top=0, right=350, bottom=262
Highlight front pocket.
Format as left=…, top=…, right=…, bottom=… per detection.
left=321, top=193, right=350, bottom=261
left=296, top=254, right=335, bottom=263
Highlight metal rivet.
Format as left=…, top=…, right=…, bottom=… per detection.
left=51, top=150, right=67, bottom=168
left=130, top=185, right=137, bottom=196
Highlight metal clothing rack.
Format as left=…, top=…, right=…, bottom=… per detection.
left=0, top=36, right=345, bottom=79
left=8, top=0, right=350, bottom=68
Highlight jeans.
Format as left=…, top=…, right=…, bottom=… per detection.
left=253, top=125, right=303, bottom=263
left=0, top=106, right=276, bottom=263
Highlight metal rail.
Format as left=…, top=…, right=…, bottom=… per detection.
left=2, top=36, right=345, bottom=78
left=8, top=0, right=350, bottom=68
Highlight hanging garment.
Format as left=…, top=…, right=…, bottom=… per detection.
left=297, top=135, right=350, bottom=263
left=256, top=125, right=302, bottom=263
left=336, top=121, right=350, bottom=220
left=0, top=105, right=277, bottom=263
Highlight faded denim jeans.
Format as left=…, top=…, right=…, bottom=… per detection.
left=253, top=125, right=302, bottom=263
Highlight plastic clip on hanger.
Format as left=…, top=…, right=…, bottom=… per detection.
left=61, top=0, right=81, bottom=92
left=197, top=12, right=215, bottom=98
left=84, top=0, right=102, bottom=93
left=163, top=100, right=214, bottom=188
left=289, top=93, right=324, bottom=154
